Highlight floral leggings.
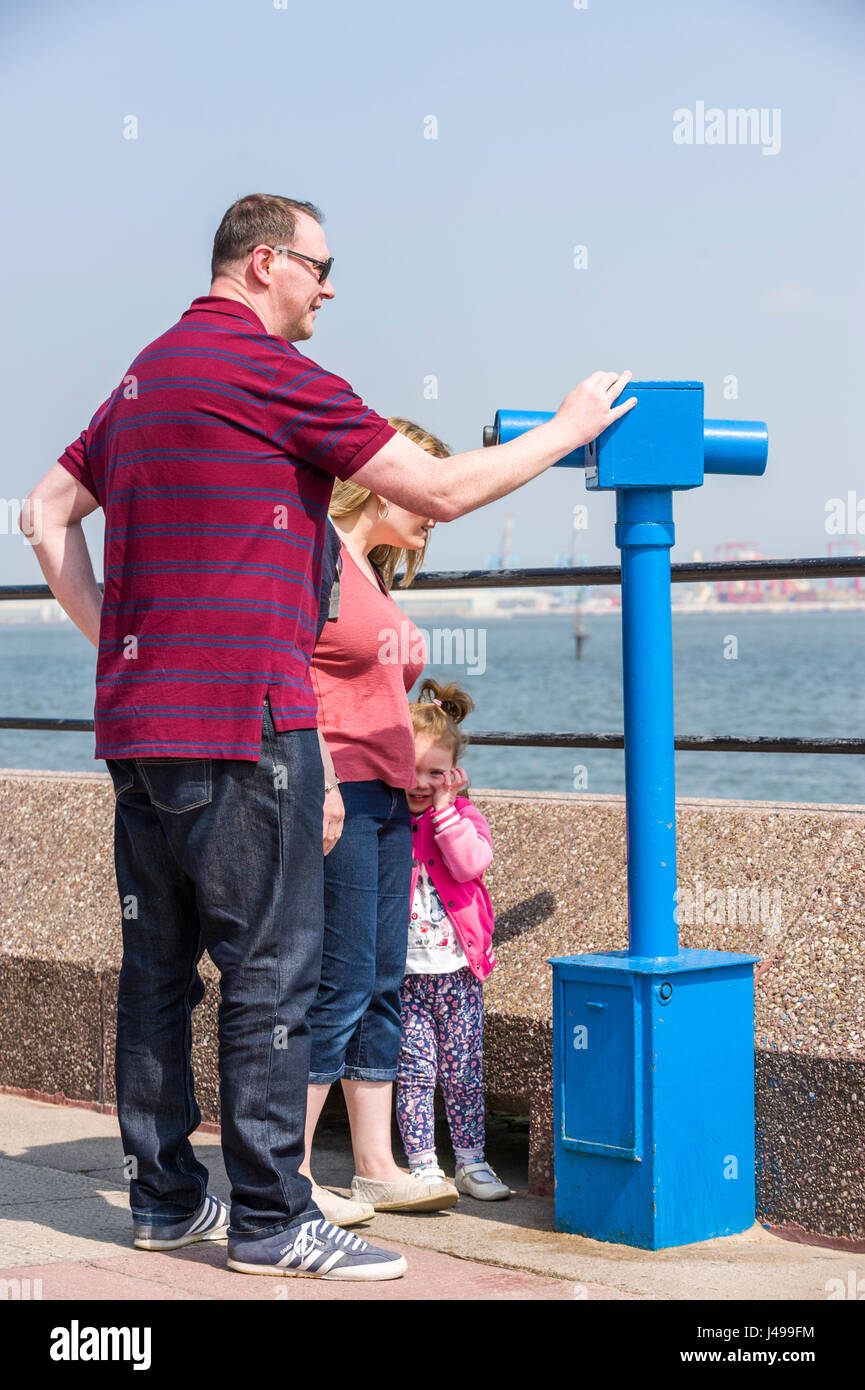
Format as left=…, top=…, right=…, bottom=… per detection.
left=396, top=967, right=485, bottom=1157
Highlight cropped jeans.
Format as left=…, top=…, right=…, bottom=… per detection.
left=105, top=698, right=324, bottom=1237
left=307, top=779, right=413, bottom=1084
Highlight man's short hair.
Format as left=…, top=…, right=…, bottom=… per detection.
left=211, top=194, right=323, bottom=281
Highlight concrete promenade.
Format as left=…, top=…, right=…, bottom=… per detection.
left=1, top=1094, right=861, bottom=1303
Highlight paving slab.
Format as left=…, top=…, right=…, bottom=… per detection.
left=1, top=1093, right=862, bottom=1301
left=0, top=1261, right=202, bottom=1300
left=0, top=1155, right=113, bottom=1205
left=365, top=1207, right=859, bottom=1301
left=0, top=1243, right=629, bottom=1301
left=0, top=1191, right=132, bottom=1266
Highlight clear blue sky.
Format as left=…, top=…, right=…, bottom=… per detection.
left=2, top=0, right=863, bottom=583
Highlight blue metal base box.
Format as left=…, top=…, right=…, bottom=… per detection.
left=550, top=949, right=758, bottom=1249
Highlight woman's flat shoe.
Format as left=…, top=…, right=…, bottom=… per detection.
left=310, top=1184, right=375, bottom=1227
left=350, top=1170, right=458, bottom=1213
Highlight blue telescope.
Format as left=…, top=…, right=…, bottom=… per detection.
left=483, top=381, right=769, bottom=1248
left=484, top=383, right=768, bottom=483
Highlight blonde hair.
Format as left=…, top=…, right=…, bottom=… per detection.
left=409, top=678, right=474, bottom=767
left=328, top=417, right=450, bottom=589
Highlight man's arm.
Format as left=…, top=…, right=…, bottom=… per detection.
left=19, top=463, right=102, bottom=647
left=350, top=370, right=637, bottom=522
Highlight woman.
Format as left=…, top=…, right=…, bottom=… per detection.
left=301, top=418, right=458, bottom=1225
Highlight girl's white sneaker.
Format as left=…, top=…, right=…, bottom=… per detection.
left=454, top=1161, right=511, bottom=1201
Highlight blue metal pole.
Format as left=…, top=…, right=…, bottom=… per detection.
left=488, top=384, right=767, bottom=1248
left=551, top=470, right=759, bottom=1249
left=616, top=488, right=679, bottom=957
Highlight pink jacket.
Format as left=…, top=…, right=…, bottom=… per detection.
left=409, top=796, right=497, bottom=982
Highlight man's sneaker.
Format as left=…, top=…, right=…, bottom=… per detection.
left=454, top=1161, right=511, bottom=1201
left=351, top=1168, right=458, bottom=1213
left=133, top=1192, right=230, bottom=1250
left=310, top=1183, right=375, bottom=1227
left=226, top=1217, right=407, bottom=1280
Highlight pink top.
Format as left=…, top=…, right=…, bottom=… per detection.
left=55, top=296, right=395, bottom=760
left=310, top=540, right=426, bottom=788
left=409, top=798, right=497, bottom=982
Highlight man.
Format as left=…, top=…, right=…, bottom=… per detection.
left=22, top=193, right=635, bottom=1280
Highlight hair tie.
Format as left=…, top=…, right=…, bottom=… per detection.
left=431, top=698, right=442, bottom=706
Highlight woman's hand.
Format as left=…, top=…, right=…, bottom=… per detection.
left=431, top=765, right=468, bottom=811
left=323, top=785, right=345, bottom=856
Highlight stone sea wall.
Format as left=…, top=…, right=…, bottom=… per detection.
left=1, top=772, right=862, bottom=1240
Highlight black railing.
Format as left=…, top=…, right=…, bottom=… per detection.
left=399, top=555, right=865, bottom=590
left=1, top=556, right=864, bottom=755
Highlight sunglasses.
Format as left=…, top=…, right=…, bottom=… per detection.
left=248, top=243, right=333, bottom=285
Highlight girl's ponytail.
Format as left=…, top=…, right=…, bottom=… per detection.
left=410, top=678, right=474, bottom=766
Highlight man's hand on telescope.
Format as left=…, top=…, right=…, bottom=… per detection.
left=351, top=369, right=637, bottom=522
left=553, top=370, right=637, bottom=452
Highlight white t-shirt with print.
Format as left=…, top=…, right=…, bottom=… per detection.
left=405, top=860, right=467, bottom=975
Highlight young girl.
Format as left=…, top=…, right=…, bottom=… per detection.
left=396, top=679, right=510, bottom=1201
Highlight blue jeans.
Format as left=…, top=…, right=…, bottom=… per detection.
left=105, top=699, right=324, bottom=1236
left=307, top=779, right=413, bottom=1084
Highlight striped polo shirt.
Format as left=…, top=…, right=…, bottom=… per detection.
left=58, top=296, right=395, bottom=761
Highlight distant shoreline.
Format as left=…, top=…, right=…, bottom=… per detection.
left=0, top=597, right=864, bottom=625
